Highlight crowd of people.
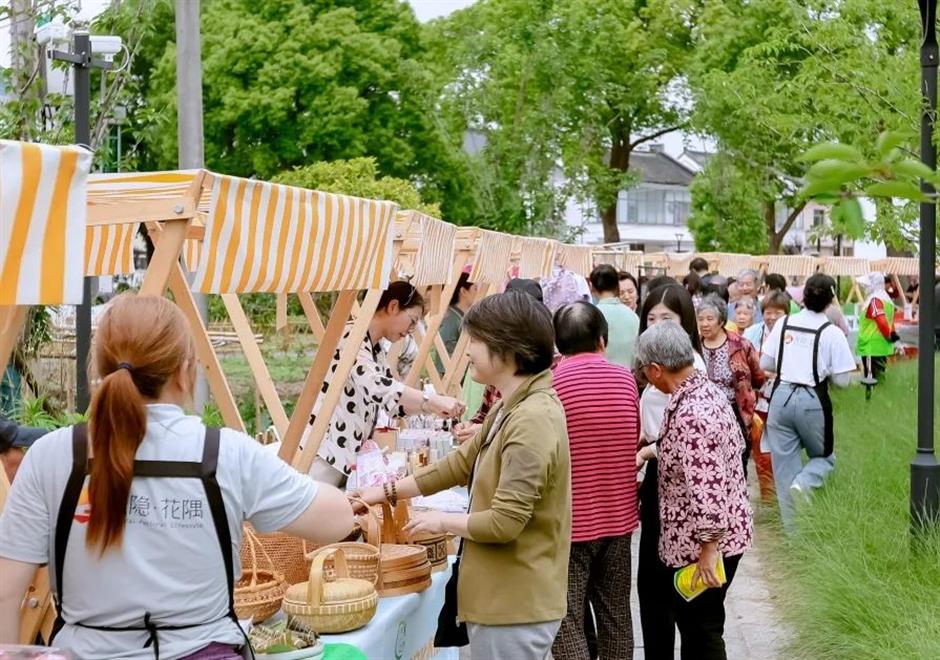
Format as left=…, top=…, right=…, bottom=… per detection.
left=0, top=255, right=911, bottom=660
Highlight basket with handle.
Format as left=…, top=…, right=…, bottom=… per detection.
left=282, top=548, right=378, bottom=633
left=239, top=524, right=309, bottom=586
left=374, top=499, right=450, bottom=574
left=305, top=499, right=381, bottom=585
left=234, top=526, right=289, bottom=623
left=363, top=500, right=432, bottom=596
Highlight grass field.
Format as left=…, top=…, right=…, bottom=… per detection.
left=767, top=356, right=940, bottom=659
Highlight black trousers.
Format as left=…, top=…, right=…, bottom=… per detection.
left=637, top=459, right=676, bottom=659
left=671, top=553, right=743, bottom=660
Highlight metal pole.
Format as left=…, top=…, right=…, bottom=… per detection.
left=73, top=30, right=93, bottom=413
left=175, top=0, right=209, bottom=412
left=913, top=0, right=940, bottom=531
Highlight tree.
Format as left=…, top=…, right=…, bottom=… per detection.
left=427, top=0, right=697, bottom=241
left=272, top=157, right=440, bottom=217
left=687, top=153, right=770, bottom=254
left=689, top=0, right=920, bottom=253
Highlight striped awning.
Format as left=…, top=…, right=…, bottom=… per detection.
left=403, top=211, right=458, bottom=286
left=87, top=170, right=209, bottom=225
left=0, top=140, right=91, bottom=305
left=515, top=237, right=557, bottom=279
left=469, top=230, right=514, bottom=284
left=192, top=174, right=399, bottom=293
left=820, top=257, right=871, bottom=277
left=556, top=244, right=595, bottom=277
left=764, top=255, right=819, bottom=277
left=714, top=253, right=756, bottom=277
left=85, top=223, right=138, bottom=277
left=871, top=257, right=921, bottom=276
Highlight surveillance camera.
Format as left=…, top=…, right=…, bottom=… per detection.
left=90, top=35, right=123, bottom=60
left=34, top=21, right=71, bottom=47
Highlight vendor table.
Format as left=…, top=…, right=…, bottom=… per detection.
left=318, top=557, right=459, bottom=660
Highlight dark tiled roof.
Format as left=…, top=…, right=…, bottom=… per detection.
left=631, top=151, right=695, bottom=186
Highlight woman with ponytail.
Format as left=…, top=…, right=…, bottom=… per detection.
left=0, top=294, right=354, bottom=659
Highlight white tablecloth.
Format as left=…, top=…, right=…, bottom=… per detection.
left=319, top=557, right=459, bottom=660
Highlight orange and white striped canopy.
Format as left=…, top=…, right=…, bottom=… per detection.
left=402, top=211, right=458, bottom=286
left=819, top=257, right=871, bottom=277
left=515, top=237, right=557, bottom=279
left=87, top=170, right=210, bottom=222
left=871, top=257, right=921, bottom=277
left=469, top=230, right=515, bottom=284
left=714, top=253, right=756, bottom=277
left=84, top=223, right=138, bottom=277
left=0, top=140, right=91, bottom=305
left=193, top=174, right=399, bottom=294
left=763, top=255, right=819, bottom=277
left=556, top=244, right=595, bottom=277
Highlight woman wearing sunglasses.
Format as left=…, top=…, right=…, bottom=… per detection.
left=302, top=281, right=465, bottom=487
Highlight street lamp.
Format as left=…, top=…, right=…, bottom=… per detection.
left=912, top=0, right=940, bottom=533
left=674, top=233, right=683, bottom=253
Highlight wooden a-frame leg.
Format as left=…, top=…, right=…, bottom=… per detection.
left=222, top=294, right=290, bottom=439
left=0, top=305, right=28, bottom=379
left=297, top=292, right=326, bottom=342
left=279, top=290, right=357, bottom=465
left=294, top=289, right=382, bottom=474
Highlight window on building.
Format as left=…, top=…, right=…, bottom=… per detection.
left=813, top=209, right=826, bottom=227
left=619, top=187, right=689, bottom=226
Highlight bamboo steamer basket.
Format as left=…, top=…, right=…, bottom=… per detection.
left=306, top=541, right=380, bottom=585
left=374, top=500, right=450, bottom=574
left=282, top=548, right=378, bottom=634
left=235, top=527, right=289, bottom=623
left=361, top=500, right=432, bottom=597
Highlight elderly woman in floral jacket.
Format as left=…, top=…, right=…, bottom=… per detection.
left=696, top=294, right=765, bottom=479
left=635, top=321, right=753, bottom=660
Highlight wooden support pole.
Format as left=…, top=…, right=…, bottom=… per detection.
left=0, top=305, right=29, bottom=378
left=140, top=219, right=190, bottom=296
left=167, top=264, right=244, bottom=431
left=442, top=282, right=493, bottom=395
left=279, top=290, right=357, bottom=464
left=275, top=293, right=288, bottom=335
left=294, top=289, right=382, bottom=474
left=222, top=293, right=289, bottom=439
left=434, top=334, right=453, bottom=373
left=297, top=292, right=326, bottom=342
left=405, top=255, right=469, bottom=388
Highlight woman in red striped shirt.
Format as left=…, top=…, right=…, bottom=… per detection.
left=550, top=301, right=640, bottom=660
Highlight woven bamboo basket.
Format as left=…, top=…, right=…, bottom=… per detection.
left=235, top=527, right=289, bottom=623
left=283, top=548, right=378, bottom=633
left=306, top=542, right=380, bottom=585
left=239, top=524, right=310, bottom=586
left=362, top=501, right=432, bottom=597
left=374, top=500, right=449, bottom=573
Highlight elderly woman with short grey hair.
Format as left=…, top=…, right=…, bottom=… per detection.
left=696, top=295, right=764, bottom=447
left=729, top=269, right=761, bottom=318
left=635, top=322, right=753, bottom=660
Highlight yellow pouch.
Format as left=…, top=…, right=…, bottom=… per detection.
left=674, top=555, right=727, bottom=602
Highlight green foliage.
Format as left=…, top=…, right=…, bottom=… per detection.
left=273, top=157, right=441, bottom=217
left=689, top=0, right=921, bottom=252
left=770, top=358, right=940, bottom=658
left=428, top=0, right=696, bottom=239
left=687, top=153, right=770, bottom=254
left=14, top=396, right=87, bottom=429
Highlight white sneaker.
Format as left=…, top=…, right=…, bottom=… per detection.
left=790, top=482, right=812, bottom=506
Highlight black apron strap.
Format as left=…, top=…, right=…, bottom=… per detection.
left=771, top=317, right=789, bottom=400
left=811, top=322, right=831, bottom=387
left=51, top=424, right=89, bottom=641
left=811, top=322, right=835, bottom=456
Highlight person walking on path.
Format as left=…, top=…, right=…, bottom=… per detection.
left=590, top=265, right=640, bottom=369
left=761, top=274, right=856, bottom=527
left=551, top=302, right=640, bottom=660
left=634, top=283, right=704, bottom=659
left=635, top=321, right=753, bottom=660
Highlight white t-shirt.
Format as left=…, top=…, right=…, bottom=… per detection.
left=762, top=309, right=857, bottom=386
left=0, top=404, right=318, bottom=660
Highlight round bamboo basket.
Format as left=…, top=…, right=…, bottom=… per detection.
left=235, top=527, right=289, bottom=623
left=307, top=542, right=380, bottom=585
left=283, top=548, right=378, bottom=634
left=360, top=500, right=432, bottom=596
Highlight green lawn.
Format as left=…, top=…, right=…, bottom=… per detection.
left=768, top=357, right=940, bottom=659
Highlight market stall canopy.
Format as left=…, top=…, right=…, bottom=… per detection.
left=396, top=210, right=459, bottom=287
left=0, top=140, right=91, bottom=305
left=513, top=236, right=558, bottom=279
left=468, top=229, right=514, bottom=284
left=192, top=173, right=399, bottom=294
left=556, top=244, right=595, bottom=277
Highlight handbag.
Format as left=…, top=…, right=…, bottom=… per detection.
left=433, top=408, right=510, bottom=648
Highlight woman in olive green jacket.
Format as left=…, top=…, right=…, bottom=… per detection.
left=355, top=291, right=571, bottom=660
